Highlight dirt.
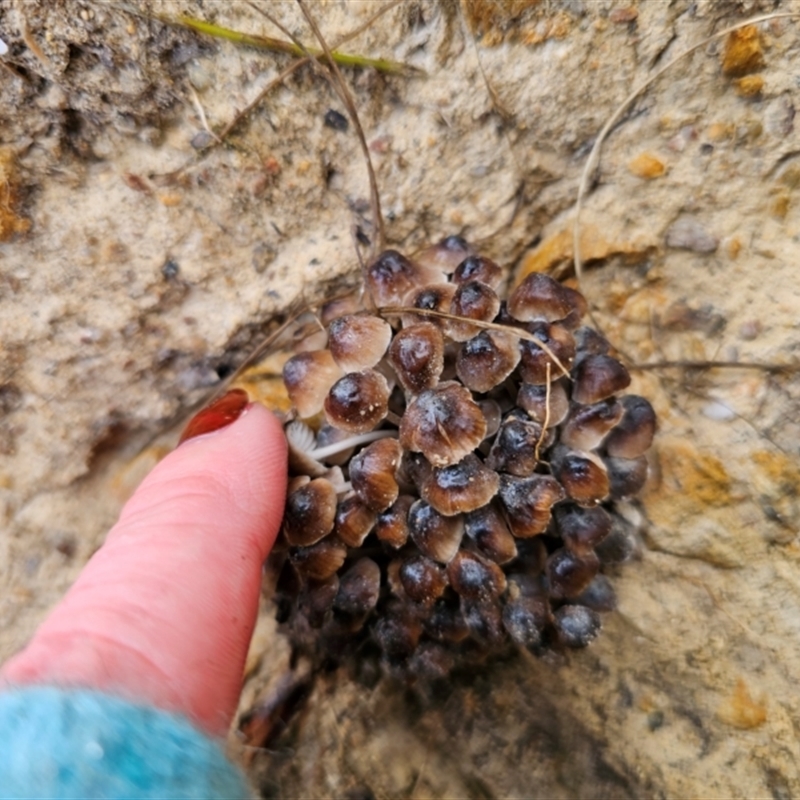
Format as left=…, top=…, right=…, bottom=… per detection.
left=2, top=1, right=800, bottom=798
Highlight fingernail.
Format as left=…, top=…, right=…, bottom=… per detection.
left=178, top=388, right=251, bottom=445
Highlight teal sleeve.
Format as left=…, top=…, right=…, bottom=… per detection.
left=0, top=687, right=252, bottom=799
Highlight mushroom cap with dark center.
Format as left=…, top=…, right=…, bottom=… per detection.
left=498, top=474, right=566, bottom=538
left=388, top=321, right=445, bottom=395
left=604, top=395, right=657, bottom=458
left=486, top=414, right=551, bottom=477
left=399, top=381, right=487, bottom=467
left=399, top=555, right=449, bottom=606
left=375, top=494, right=415, bottom=548
left=552, top=448, right=610, bottom=506
left=571, top=354, right=631, bottom=405
left=448, top=280, right=501, bottom=341
left=349, top=437, right=402, bottom=512
left=415, top=235, right=474, bottom=274
left=554, top=504, right=613, bottom=554
left=464, top=503, right=518, bottom=564
left=516, top=380, right=570, bottom=427
left=324, top=369, right=390, bottom=434
left=518, top=322, right=576, bottom=384
left=283, top=477, right=338, bottom=547
left=456, top=330, right=521, bottom=393
left=507, top=272, right=578, bottom=323
left=366, top=249, right=445, bottom=306
left=334, top=495, right=377, bottom=547
left=452, top=255, right=503, bottom=289
left=546, top=547, right=600, bottom=599
left=400, top=283, right=457, bottom=329
left=420, top=453, right=500, bottom=516
left=328, top=314, right=393, bottom=373
left=561, top=398, right=624, bottom=451
left=290, top=538, right=348, bottom=580
left=447, top=550, right=507, bottom=602
left=408, top=499, right=464, bottom=563
left=283, top=349, right=344, bottom=418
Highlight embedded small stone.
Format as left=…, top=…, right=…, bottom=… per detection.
left=628, top=152, right=667, bottom=179
left=665, top=216, right=718, bottom=253
left=324, top=369, right=390, bottom=434
left=399, top=382, right=487, bottom=467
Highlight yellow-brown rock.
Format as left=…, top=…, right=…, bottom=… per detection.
left=722, top=26, right=765, bottom=77
left=734, top=75, right=764, bottom=98
left=628, top=152, right=667, bottom=179
left=718, top=679, right=767, bottom=730
left=0, top=148, right=31, bottom=242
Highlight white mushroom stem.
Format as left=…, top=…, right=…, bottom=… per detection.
left=310, top=428, right=397, bottom=462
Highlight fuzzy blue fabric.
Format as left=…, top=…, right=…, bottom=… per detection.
left=0, top=687, right=251, bottom=799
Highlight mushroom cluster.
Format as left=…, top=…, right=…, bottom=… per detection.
left=272, top=237, right=655, bottom=679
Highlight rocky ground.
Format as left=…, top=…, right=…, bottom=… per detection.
left=1, top=1, right=800, bottom=797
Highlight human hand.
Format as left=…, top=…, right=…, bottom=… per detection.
left=1, top=390, right=287, bottom=737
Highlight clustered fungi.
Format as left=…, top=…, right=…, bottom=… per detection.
left=272, top=237, right=655, bottom=681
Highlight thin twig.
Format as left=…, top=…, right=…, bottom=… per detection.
left=630, top=360, right=798, bottom=374
left=534, top=362, right=551, bottom=463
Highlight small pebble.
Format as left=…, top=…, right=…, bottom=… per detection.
left=0, top=38, right=8, bottom=57
left=702, top=400, right=736, bottom=421
left=161, top=258, right=179, bottom=280
left=324, top=109, right=348, bottom=132
left=665, top=216, right=718, bottom=253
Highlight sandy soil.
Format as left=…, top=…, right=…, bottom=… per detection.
left=2, top=1, right=800, bottom=797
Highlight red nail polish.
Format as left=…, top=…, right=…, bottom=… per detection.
left=178, top=388, right=250, bottom=445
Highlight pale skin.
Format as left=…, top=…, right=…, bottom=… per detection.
left=0, top=403, right=288, bottom=737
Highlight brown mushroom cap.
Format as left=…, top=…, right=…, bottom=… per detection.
left=400, top=283, right=457, bottom=330
left=452, top=254, right=503, bottom=289
left=283, top=477, right=338, bottom=547
left=375, top=494, right=415, bottom=548
left=334, top=495, right=377, bottom=547
left=328, top=314, right=393, bottom=373
left=408, top=499, right=464, bottom=563
left=605, top=454, right=649, bottom=499
left=366, top=249, right=445, bottom=307
left=399, top=555, right=449, bottom=606
left=324, top=369, right=390, bottom=434
left=414, top=235, right=474, bottom=274
left=518, top=322, right=576, bottom=384
left=464, top=503, right=518, bottom=564
left=554, top=504, right=612, bottom=554
left=604, top=395, right=657, bottom=458
left=546, top=548, right=600, bottom=599
left=498, top=474, right=566, bottom=537
left=456, top=330, right=521, bottom=393
left=349, top=437, right=402, bottom=512
left=290, top=538, right=348, bottom=580
left=507, top=272, right=577, bottom=323
left=571, top=354, right=631, bottom=405
left=399, top=381, right=487, bottom=467
left=333, top=558, right=381, bottom=621
left=448, top=280, right=501, bottom=342
left=560, top=398, right=624, bottom=451
left=283, top=349, right=344, bottom=418
left=486, top=414, right=552, bottom=477
left=517, top=380, right=570, bottom=427
left=447, top=550, right=507, bottom=602
left=552, top=448, right=610, bottom=506
left=554, top=604, right=602, bottom=648
left=388, top=322, right=445, bottom=395
left=420, top=453, right=500, bottom=516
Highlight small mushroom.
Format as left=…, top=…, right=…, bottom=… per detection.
left=462, top=599, right=505, bottom=648
left=408, top=499, right=464, bottom=563
left=502, top=593, right=548, bottom=650
left=518, top=322, right=575, bottom=384
left=290, top=538, right=348, bottom=580
left=375, top=494, right=415, bottom=548
left=388, top=322, right=445, bottom=395
left=507, top=272, right=577, bottom=323
left=498, top=474, right=566, bottom=537
left=605, top=454, right=649, bottom=499
left=551, top=447, right=610, bottom=506
left=456, top=330, right=520, bottom=393
left=324, top=369, right=390, bottom=434
left=554, top=504, right=612, bottom=554
left=333, top=558, right=381, bottom=622
left=366, top=249, right=445, bottom=307
left=349, top=437, right=402, bottom=512
left=424, top=598, right=470, bottom=643
left=414, top=235, right=474, bottom=274
left=486, top=414, right=552, bottom=477
left=283, top=477, right=338, bottom=547
left=334, top=495, right=377, bottom=547
left=604, top=395, right=657, bottom=458
left=553, top=604, right=601, bottom=648
left=299, top=575, right=340, bottom=628
left=573, top=326, right=612, bottom=362
left=420, top=454, right=500, bottom=516
left=400, top=283, right=457, bottom=329
left=448, top=280, right=501, bottom=341
left=452, top=254, right=503, bottom=289
left=283, top=350, right=344, bottom=418
left=573, top=575, right=617, bottom=613
left=399, top=555, right=449, bottom=606
left=546, top=547, right=600, bottom=599
left=571, top=354, right=631, bottom=405
left=595, top=512, right=639, bottom=564
left=516, top=380, right=570, bottom=427
left=328, top=314, right=393, bottom=372
left=447, top=550, right=507, bottom=602
left=464, top=503, right=518, bottom=564
left=399, top=382, right=487, bottom=467
left=373, top=603, right=422, bottom=661
left=560, top=398, right=624, bottom=451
